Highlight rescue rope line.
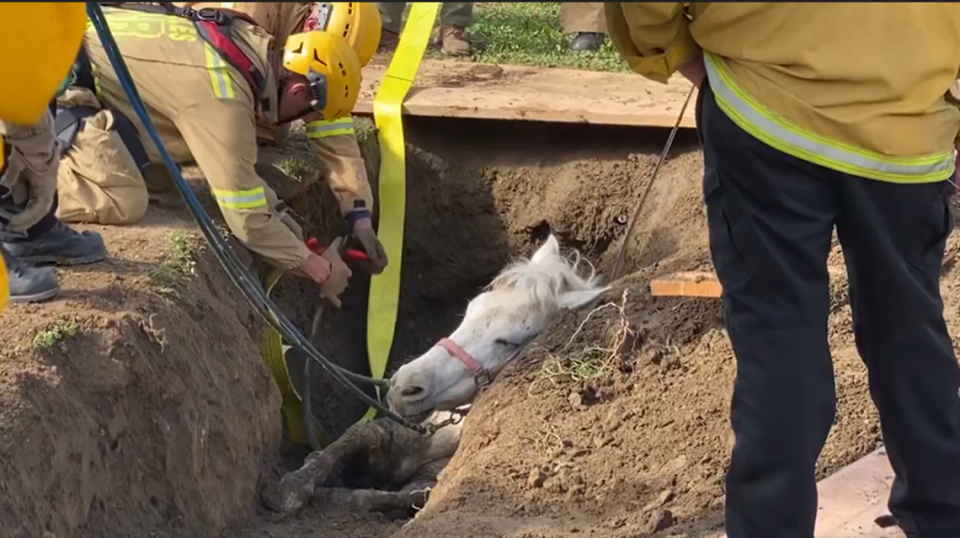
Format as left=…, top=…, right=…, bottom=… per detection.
left=86, top=2, right=427, bottom=434
left=363, top=2, right=442, bottom=423
left=611, top=86, right=696, bottom=281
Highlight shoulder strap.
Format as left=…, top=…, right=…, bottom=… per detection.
left=117, top=3, right=266, bottom=100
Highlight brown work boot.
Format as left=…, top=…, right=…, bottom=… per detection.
left=440, top=25, right=472, bottom=56
left=378, top=28, right=400, bottom=52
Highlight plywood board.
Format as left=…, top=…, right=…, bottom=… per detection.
left=650, top=271, right=721, bottom=298
left=813, top=449, right=899, bottom=537
left=353, top=59, right=697, bottom=128
left=716, top=448, right=900, bottom=538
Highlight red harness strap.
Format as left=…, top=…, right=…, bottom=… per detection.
left=118, top=4, right=266, bottom=102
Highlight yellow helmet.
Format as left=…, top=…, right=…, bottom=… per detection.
left=0, top=3, right=87, bottom=125
left=282, top=30, right=362, bottom=122
left=303, top=3, right=381, bottom=67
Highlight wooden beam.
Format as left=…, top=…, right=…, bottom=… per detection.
left=353, top=59, right=697, bottom=128
left=650, top=271, right=722, bottom=299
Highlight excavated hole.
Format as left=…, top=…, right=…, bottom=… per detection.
left=254, top=117, right=703, bottom=474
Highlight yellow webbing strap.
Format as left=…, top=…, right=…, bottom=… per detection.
left=260, top=268, right=308, bottom=445
left=363, top=2, right=441, bottom=422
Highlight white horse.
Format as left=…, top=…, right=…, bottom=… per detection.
left=388, top=233, right=610, bottom=418
left=264, top=234, right=610, bottom=516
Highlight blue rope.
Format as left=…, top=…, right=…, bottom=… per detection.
left=83, top=3, right=420, bottom=431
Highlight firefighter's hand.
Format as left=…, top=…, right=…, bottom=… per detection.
left=679, top=52, right=706, bottom=89
left=318, top=237, right=352, bottom=308
left=954, top=143, right=960, bottom=196
left=352, top=217, right=389, bottom=275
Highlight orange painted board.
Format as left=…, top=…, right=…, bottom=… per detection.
left=650, top=271, right=722, bottom=298
left=353, top=59, right=697, bottom=128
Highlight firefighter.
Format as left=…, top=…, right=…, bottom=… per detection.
left=606, top=3, right=960, bottom=537
left=54, top=5, right=386, bottom=307
left=0, top=3, right=107, bottom=305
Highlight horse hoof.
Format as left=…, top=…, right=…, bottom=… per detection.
left=262, top=473, right=314, bottom=514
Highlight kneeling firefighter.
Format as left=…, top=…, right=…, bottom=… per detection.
left=164, top=1, right=388, bottom=278
left=0, top=3, right=108, bottom=307
left=54, top=3, right=386, bottom=307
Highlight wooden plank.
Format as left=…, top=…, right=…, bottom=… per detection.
left=353, top=59, right=697, bottom=128
left=814, top=449, right=899, bottom=537
left=719, top=448, right=901, bottom=538
left=650, top=271, right=721, bottom=298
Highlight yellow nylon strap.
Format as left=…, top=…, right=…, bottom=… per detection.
left=260, top=269, right=308, bottom=446
left=363, top=2, right=441, bottom=422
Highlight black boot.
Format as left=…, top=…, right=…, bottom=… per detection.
left=3, top=220, right=106, bottom=266
left=2, top=245, right=60, bottom=303
left=569, top=32, right=606, bottom=52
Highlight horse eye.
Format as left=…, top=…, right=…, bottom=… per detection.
left=495, top=338, right=519, bottom=349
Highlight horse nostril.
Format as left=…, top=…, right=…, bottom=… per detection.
left=400, top=385, right=426, bottom=401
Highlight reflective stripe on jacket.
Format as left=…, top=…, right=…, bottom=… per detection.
left=606, top=3, right=960, bottom=184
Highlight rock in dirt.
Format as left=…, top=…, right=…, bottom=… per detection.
left=527, top=467, right=549, bottom=488
left=643, top=489, right=676, bottom=512
left=644, top=509, right=675, bottom=534
left=663, top=454, right=688, bottom=474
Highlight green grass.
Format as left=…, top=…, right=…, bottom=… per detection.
left=458, top=2, right=627, bottom=73
left=274, top=156, right=316, bottom=183
left=33, top=320, right=77, bottom=350
left=149, top=230, right=197, bottom=295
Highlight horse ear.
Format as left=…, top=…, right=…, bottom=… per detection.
left=531, top=234, right=560, bottom=263
left=559, top=286, right=611, bottom=310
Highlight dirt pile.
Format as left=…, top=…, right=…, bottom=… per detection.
left=391, top=120, right=958, bottom=538
left=5, top=111, right=948, bottom=538
left=0, top=207, right=281, bottom=538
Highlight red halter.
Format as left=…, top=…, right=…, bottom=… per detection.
left=436, top=338, right=493, bottom=388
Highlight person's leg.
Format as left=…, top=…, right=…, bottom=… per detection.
left=560, top=3, right=607, bottom=52
left=376, top=2, right=404, bottom=50
left=377, top=2, right=405, bottom=34
left=439, top=2, right=473, bottom=27
left=0, top=108, right=106, bottom=266
left=55, top=108, right=149, bottom=225
left=0, top=149, right=59, bottom=303
left=836, top=177, right=960, bottom=538
left=698, top=80, right=839, bottom=538
left=438, top=3, right=474, bottom=56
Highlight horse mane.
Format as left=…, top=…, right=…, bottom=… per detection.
left=486, top=247, right=601, bottom=308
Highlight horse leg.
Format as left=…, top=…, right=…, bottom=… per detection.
left=313, top=487, right=431, bottom=515
left=261, top=420, right=391, bottom=514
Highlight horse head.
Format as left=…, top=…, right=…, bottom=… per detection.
left=387, top=234, right=610, bottom=419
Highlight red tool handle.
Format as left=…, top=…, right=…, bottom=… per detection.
left=305, top=237, right=369, bottom=262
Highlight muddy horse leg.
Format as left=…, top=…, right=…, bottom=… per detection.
left=261, top=421, right=391, bottom=514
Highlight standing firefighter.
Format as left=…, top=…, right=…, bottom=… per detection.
left=55, top=4, right=387, bottom=307
left=0, top=3, right=107, bottom=305
left=606, top=3, right=960, bottom=538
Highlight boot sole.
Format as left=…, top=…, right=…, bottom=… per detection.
left=9, top=285, right=61, bottom=303
left=18, top=252, right=106, bottom=267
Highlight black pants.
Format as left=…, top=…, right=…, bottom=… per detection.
left=697, top=81, right=960, bottom=538
left=0, top=127, right=59, bottom=240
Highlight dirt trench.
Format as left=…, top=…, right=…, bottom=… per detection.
left=1, top=111, right=933, bottom=538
